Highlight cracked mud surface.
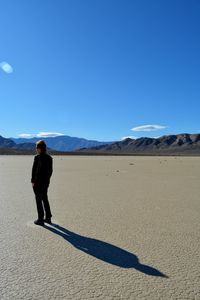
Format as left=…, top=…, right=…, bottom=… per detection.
left=0, top=155, right=200, bottom=299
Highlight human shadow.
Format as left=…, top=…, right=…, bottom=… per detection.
left=43, top=223, right=168, bottom=277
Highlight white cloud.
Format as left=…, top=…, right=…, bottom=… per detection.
left=131, top=124, right=167, bottom=132
left=0, top=61, right=13, bottom=74
left=121, top=136, right=138, bottom=140
left=36, top=132, right=64, bottom=138
left=18, top=131, right=65, bottom=138
left=18, top=133, right=35, bottom=138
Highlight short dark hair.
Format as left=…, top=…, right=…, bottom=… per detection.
left=36, top=140, right=46, bottom=152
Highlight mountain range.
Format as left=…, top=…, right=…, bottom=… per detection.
left=75, top=133, right=200, bottom=155
left=1, top=133, right=200, bottom=155
left=0, top=135, right=66, bottom=155
left=10, top=135, right=114, bottom=152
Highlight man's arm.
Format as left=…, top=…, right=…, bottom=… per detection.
left=48, top=157, right=53, bottom=179
left=31, top=156, right=38, bottom=183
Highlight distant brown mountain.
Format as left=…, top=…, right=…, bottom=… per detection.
left=1, top=133, right=200, bottom=155
left=0, top=135, right=65, bottom=155
left=75, top=133, right=200, bottom=155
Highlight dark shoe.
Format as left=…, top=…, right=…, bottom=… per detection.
left=44, top=218, right=52, bottom=224
left=34, top=219, right=44, bottom=226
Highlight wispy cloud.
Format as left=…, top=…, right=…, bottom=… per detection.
left=18, top=134, right=35, bottom=138
left=37, top=132, right=64, bottom=138
left=131, top=124, right=167, bottom=132
left=18, top=132, right=65, bottom=138
left=0, top=61, right=13, bottom=74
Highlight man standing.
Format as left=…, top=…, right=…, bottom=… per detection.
left=31, top=140, right=53, bottom=226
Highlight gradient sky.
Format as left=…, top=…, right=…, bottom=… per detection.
left=0, top=0, right=200, bottom=141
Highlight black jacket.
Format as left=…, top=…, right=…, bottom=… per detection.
left=31, top=153, right=53, bottom=185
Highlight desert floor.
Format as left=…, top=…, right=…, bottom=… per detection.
left=0, top=155, right=200, bottom=300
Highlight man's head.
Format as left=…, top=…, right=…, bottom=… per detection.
left=36, top=140, right=47, bottom=154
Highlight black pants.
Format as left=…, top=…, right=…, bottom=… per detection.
left=33, top=183, right=52, bottom=220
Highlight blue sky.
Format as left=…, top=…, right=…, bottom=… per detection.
left=0, top=0, right=200, bottom=141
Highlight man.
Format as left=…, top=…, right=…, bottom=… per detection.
left=31, top=140, right=53, bottom=226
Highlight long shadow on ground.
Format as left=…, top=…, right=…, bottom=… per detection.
left=43, top=223, right=168, bottom=277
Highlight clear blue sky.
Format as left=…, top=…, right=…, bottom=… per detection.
left=0, top=0, right=200, bottom=141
